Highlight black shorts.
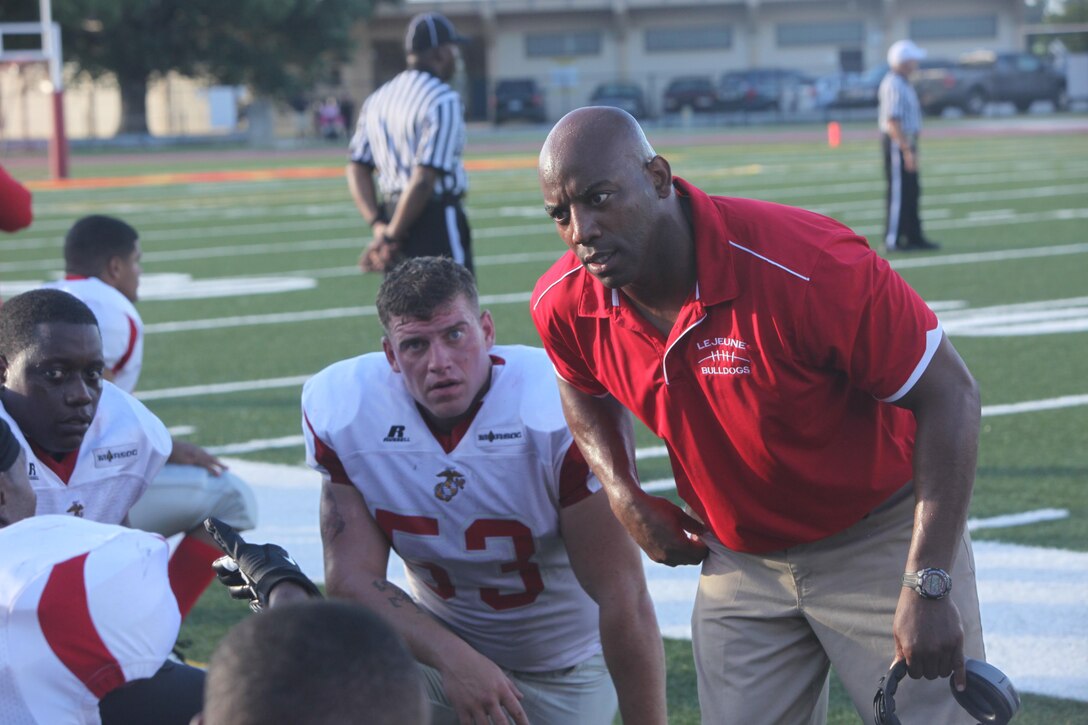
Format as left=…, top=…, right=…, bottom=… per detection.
left=98, top=659, right=204, bottom=725
left=398, top=198, right=473, bottom=275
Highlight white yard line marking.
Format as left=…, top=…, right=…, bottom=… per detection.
left=100, top=244, right=1080, bottom=336
left=194, top=390, right=1088, bottom=456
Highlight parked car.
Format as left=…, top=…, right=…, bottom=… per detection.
left=718, top=68, right=814, bottom=112
left=662, top=76, right=719, bottom=114
left=493, top=78, right=546, bottom=124
left=913, top=50, right=1067, bottom=115
left=818, top=64, right=887, bottom=109
left=589, top=82, right=648, bottom=119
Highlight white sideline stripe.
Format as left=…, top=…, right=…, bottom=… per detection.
left=136, top=375, right=311, bottom=401
left=968, top=508, right=1069, bottom=531
left=129, top=243, right=1088, bottom=336
left=983, top=394, right=1088, bottom=417
left=144, top=292, right=534, bottom=333
left=195, top=390, right=1088, bottom=456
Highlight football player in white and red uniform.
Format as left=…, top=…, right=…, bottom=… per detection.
left=44, top=215, right=257, bottom=618
left=303, top=257, right=665, bottom=725
left=0, top=415, right=203, bottom=725
left=0, top=289, right=171, bottom=525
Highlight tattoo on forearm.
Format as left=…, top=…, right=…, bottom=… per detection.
left=320, top=486, right=346, bottom=542
left=373, top=579, right=424, bottom=614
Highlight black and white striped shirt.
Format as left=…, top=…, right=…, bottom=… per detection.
left=349, top=69, right=467, bottom=199
left=878, top=71, right=922, bottom=138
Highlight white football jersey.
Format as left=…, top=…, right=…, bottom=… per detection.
left=0, top=382, right=171, bottom=524
left=43, top=277, right=144, bottom=393
left=303, top=345, right=603, bottom=672
left=0, top=516, right=180, bottom=725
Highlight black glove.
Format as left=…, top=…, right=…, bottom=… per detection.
left=203, top=517, right=322, bottom=611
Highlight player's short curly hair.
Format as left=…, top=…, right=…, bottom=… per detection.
left=203, top=600, right=427, bottom=725
left=63, top=215, right=139, bottom=277
left=0, top=289, right=99, bottom=360
left=376, top=256, right=478, bottom=330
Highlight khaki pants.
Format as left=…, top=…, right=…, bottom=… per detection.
left=420, top=652, right=617, bottom=725
left=691, top=491, right=985, bottom=724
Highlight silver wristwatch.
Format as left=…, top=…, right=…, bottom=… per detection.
left=902, top=568, right=952, bottom=599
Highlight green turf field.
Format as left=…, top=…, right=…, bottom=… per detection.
left=2, top=116, right=1086, bottom=723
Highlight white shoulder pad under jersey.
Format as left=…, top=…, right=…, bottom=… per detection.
left=0, top=516, right=179, bottom=725
left=303, top=345, right=602, bottom=672
left=1, top=383, right=171, bottom=524
left=42, top=277, right=144, bottom=393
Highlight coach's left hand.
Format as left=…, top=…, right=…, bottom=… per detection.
left=892, top=587, right=967, bottom=690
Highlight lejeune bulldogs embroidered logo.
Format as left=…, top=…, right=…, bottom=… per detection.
left=434, top=467, right=466, bottom=502
left=93, top=444, right=140, bottom=468
left=696, top=336, right=752, bottom=376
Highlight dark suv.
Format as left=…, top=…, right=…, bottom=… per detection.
left=493, top=79, right=547, bottom=124
left=663, top=76, right=718, bottom=114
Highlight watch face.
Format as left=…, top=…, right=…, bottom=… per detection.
left=920, top=570, right=949, bottom=596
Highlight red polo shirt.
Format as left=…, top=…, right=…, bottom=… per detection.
left=531, top=178, right=940, bottom=553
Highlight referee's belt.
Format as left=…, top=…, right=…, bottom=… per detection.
left=386, top=191, right=463, bottom=206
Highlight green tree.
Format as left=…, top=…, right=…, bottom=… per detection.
left=1043, top=0, right=1088, bottom=52
left=0, top=0, right=372, bottom=135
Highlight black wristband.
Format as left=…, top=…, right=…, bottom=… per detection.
left=0, top=418, right=21, bottom=472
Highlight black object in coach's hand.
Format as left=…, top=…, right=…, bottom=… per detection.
left=204, top=517, right=322, bottom=612
left=873, top=658, right=1020, bottom=725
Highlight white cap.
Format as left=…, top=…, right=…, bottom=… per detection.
left=888, top=39, right=927, bottom=67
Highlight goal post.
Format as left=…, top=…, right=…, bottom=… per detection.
left=0, top=13, right=68, bottom=179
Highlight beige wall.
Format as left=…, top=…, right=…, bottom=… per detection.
left=0, top=65, right=237, bottom=141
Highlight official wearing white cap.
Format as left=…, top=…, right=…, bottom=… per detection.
left=879, top=40, right=940, bottom=252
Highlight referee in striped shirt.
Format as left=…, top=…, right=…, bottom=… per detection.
left=879, top=39, right=940, bottom=252
left=348, top=12, right=473, bottom=274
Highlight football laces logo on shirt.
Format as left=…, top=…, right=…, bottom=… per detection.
left=695, top=336, right=753, bottom=376
left=434, top=467, right=466, bottom=502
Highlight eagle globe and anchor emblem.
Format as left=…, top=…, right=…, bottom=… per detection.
left=434, top=467, right=466, bottom=502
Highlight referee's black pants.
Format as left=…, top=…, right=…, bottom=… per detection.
left=394, top=196, right=473, bottom=275
left=882, top=134, right=924, bottom=250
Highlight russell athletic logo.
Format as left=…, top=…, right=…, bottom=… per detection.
left=383, top=425, right=411, bottom=443
left=695, top=337, right=752, bottom=376
left=93, top=444, right=139, bottom=468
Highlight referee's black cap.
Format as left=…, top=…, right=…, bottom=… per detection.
left=405, top=12, right=468, bottom=53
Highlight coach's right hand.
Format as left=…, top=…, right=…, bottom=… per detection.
left=614, top=490, right=709, bottom=567
left=438, top=645, right=529, bottom=725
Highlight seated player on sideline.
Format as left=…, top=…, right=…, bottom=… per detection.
left=0, top=289, right=171, bottom=525
left=302, top=257, right=667, bottom=725
left=44, top=214, right=258, bottom=618
left=0, top=416, right=203, bottom=725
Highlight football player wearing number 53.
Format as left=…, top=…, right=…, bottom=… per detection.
left=302, top=257, right=665, bottom=725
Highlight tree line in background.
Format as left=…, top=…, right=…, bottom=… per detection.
left=0, top=0, right=377, bottom=134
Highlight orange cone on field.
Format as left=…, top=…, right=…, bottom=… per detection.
left=827, top=121, right=841, bottom=148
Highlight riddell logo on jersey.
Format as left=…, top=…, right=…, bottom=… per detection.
left=93, top=445, right=139, bottom=467
left=695, top=337, right=752, bottom=376
left=383, top=425, right=411, bottom=443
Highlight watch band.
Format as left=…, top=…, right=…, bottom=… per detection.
left=902, top=567, right=952, bottom=599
